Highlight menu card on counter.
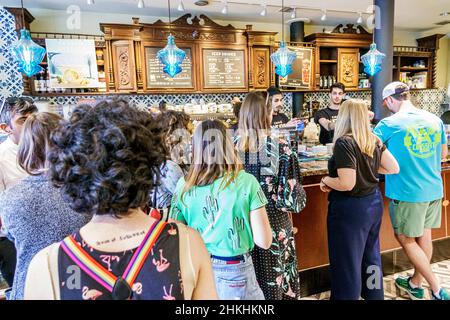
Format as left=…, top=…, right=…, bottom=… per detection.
left=145, top=47, right=193, bottom=88
left=279, top=47, right=313, bottom=89
left=203, top=49, right=246, bottom=89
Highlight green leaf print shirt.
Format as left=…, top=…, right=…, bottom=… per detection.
left=169, top=170, right=268, bottom=257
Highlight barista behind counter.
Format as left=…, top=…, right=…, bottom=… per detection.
left=267, top=86, right=302, bottom=128
left=314, top=83, right=345, bottom=145
left=313, top=83, right=375, bottom=145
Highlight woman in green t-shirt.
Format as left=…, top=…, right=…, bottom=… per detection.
left=170, top=119, right=272, bottom=300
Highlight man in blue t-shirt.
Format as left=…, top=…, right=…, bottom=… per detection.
left=373, top=82, right=449, bottom=300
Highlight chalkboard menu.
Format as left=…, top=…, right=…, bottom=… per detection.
left=279, top=47, right=313, bottom=89
left=203, top=49, right=246, bottom=89
left=145, top=47, right=193, bottom=88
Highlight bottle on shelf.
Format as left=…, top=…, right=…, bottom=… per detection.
left=328, top=75, right=333, bottom=88
left=323, top=75, right=328, bottom=89
left=319, top=76, right=323, bottom=89
left=45, top=68, right=51, bottom=93
left=34, top=73, right=40, bottom=93
left=38, top=71, right=46, bottom=93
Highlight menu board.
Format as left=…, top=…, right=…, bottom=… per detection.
left=145, top=47, right=193, bottom=88
left=203, top=49, right=246, bottom=89
left=279, top=47, right=313, bottom=89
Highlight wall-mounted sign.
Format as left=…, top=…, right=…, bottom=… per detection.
left=203, top=49, right=246, bottom=89
left=279, top=47, right=313, bottom=89
left=145, top=47, right=193, bottom=88
left=46, top=39, right=99, bottom=89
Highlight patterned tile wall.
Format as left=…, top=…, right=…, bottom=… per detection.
left=27, top=92, right=294, bottom=117
left=305, top=88, right=448, bottom=116
left=0, top=7, right=24, bottom=99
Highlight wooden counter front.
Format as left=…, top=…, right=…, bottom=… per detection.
left=294, top=169, right=450, bottom=271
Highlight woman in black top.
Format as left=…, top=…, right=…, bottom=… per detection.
left=320, top=99, right=399, bottom=300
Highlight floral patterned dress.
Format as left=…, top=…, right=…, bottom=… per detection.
left=237, top=136, right=301, bottom=300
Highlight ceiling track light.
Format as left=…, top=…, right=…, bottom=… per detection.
left=138, top=0, right=145, bottom=9
left=290, top=7, right=296, bottom=20
left=87, top=0, right=95, bottom=4
left=260, top=4, right=267, bottom=17
left=177, top=0, right=185, bottom=11
left=357, top=12, right=363, bottom=24
left=221, top=1, right=228, bottom=14
left=320, top=9, right=327, bottom=21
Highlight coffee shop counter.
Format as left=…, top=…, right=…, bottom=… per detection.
left=295, top=160, right=450, bottom=271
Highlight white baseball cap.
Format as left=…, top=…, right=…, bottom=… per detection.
left=382, top=82, right=410, bottom=100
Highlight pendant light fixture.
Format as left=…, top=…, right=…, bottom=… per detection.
left=157, top=0, right=186, bottom=78
left=361, top=11, right=386, bottom=77
left=320, top=9, right=327, bottom=21
left=10, top=0, right=46, bottom=77
left=138, top=0, right=145, bottom=9
left=270, top=0, right=296, bottom=78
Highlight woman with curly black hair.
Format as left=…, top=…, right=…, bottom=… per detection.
left=24, top=100, right=217, bottom=300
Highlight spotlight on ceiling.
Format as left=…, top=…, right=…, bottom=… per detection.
left=357, top=12, right=363, bottom=24
left=178, top=0, right=185, bottom=11
left=260, top=4, right=267, bottom=17
left=321, top=9, right=327, bottom=21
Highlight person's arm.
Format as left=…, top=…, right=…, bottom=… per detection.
left=189, top=228, right=218, bottom=300
left=378, top=148, right=400, bottom=175
left=250, top=206, right=272, bottom=249
left=24, top=246, right=57, bottom=300
left=322, top=168, right=356, bottom=192
left=168, top=180, right=187, bottom=224
left=318, top=118, right=334, bottom=132
left=320, top=138, right=357, bottom=192
left=440, top=121, right=448, bottom=160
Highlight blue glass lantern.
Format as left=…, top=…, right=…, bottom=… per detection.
left=157, top=35, right=186, bottom=78
left=10, top=29, right=46, bottom=77
left=270, top=41, right=297, bottom=78
left=361, top=43, right=386, bottom=76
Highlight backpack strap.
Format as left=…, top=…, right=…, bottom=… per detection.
left=60, top=220, right=167, bottom=296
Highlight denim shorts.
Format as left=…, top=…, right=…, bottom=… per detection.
left=211, top=253, right=265, bottom=300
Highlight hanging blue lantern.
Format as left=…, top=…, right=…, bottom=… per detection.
left=361, top=43, right=386, bottom=76
left=270, top=41, right=297, bottom=78
left=157, top=35, right=186, bottom=78
left=10, top=29, right=46, bottom=78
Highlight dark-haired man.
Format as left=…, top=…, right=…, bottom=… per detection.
left=0, top=97, right=37, bottom=288
left=267, top=86, right=301, bottom=128
left=374, top=82, right=449, bottom=300
left=314, top=82, right=346, bottom=145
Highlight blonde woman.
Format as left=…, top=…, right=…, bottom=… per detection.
left=319, top=99, right=399, bottom=300
left=170, top=119, right=272, bottom=300
left=235, top=91, right=301, bottom=300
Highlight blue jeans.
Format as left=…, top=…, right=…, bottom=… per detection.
left=211, top=253, right=265, bottom=300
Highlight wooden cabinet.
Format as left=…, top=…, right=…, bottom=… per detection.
left=305, top=24, right=372, bottom=90
left=337, top=48, right=360, bottom=89
left=98, top=15, right=277, bottom=94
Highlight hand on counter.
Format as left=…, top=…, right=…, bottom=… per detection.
left=320, top=177, right=332, bottom=193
